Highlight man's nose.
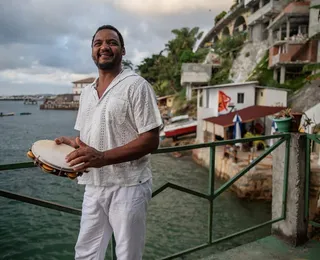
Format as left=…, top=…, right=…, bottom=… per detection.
left=101, top=42, right=111, bottom=51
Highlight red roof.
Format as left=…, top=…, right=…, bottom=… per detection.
left=72, top=77, right=96, bottom=84
left=204, top=105, right=286, bottom=127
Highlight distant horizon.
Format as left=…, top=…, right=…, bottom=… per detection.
left=0, top=92, right=74, bottom=97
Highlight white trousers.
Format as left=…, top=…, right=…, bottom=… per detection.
left=75, top=179, right=152, bottom=260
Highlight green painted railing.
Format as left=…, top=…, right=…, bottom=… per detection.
left=0, top=134, right=290, bottom=259
left=305, top=133, right=320, bottom=229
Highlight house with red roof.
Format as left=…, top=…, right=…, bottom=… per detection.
left=195, top=81, right=289, bottom=142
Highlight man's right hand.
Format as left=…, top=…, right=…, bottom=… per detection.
left=54, top=136, right=78, bottom=149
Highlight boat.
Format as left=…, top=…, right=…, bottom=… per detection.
left=163, top=115, right=197, bottom=139
left=20, top=112, right=32, bottom=115
left=0, top=112, right=15, bottom=117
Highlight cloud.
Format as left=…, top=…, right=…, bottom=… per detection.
left=96, top=0, right=231, bottom=16
left=0, top=0, right=233, bottom=95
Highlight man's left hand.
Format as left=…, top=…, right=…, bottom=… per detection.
left=66, top=137, right=105, bottom=172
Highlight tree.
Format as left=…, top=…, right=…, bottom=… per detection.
left=136, top=27, right=208, bottom=96
left=122, top=59, right=134, bottom=70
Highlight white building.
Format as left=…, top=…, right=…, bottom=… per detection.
left=181, top=63, right=212, bottom=101
left=245, top=0, right=288, bottom=42
left=195, top=81, right=289, bottom=142
left=309, top=0, right=320, bottom=40
left=72, top=77, right=96, bottom=95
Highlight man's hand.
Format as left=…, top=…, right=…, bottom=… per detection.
left=55, top=136, right=78, bottom=149
left=66, top=137, right=106, bottom=172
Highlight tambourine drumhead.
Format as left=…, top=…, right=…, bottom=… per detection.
left=31, top=140, right=78, bottom=172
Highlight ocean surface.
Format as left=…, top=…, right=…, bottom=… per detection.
left=0, top=101, right=271, bottom=260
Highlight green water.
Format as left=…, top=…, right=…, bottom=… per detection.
left=0, top=101, right=271, bottom=259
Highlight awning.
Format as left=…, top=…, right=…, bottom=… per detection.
left=204, top=105, right=285, bottom=127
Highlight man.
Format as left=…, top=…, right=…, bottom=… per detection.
left=55, top=25, right=162, bottom=260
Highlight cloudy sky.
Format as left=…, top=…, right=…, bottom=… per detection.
left=0, top=0, right=233, bottom=96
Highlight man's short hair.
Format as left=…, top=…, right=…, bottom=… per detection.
left=91, top=25, right=124, bottom=48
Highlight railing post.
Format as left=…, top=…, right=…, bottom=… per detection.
left=111, top=234, right=116, bottom=260
left=272, top=133, right=308, bottom=246
left=208, top=145, right=215, bottom=244
left=305, top=137, right=311, bottom=221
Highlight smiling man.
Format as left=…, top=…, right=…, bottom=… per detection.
left=55, top=25, right=162, bottom=260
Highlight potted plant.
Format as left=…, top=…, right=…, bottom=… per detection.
left=273, top=108, right=294, bottom=132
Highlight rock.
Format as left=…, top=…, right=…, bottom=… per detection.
left=229, top=40, right=269, bottom=83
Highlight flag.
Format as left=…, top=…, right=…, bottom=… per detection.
left=218, top=91, right=231, bottom=114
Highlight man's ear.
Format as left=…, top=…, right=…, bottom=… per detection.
left=122, top=47, right=126, bottom=56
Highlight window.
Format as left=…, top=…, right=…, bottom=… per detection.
left=261, top=92, right=263, bottom=97
left=237, top=93, right=244, bottom=104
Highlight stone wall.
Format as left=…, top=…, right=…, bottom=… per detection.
left=192, top=143, right=320, bottom=213
left=192, top=145, right=273, bottom=200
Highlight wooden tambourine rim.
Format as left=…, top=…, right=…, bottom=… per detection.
left=31, top=140, right=76, bottom=172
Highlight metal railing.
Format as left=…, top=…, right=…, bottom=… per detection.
left=305, top=133, right=320, bottom=229
left=0, top=134, right=290, bottom=259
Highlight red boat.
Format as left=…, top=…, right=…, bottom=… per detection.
left=163, top=115, right=197, bottom=139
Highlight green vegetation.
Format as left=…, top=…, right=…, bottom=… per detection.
left=209, top=33, right=247, bottom=85
left=210, top=58, right=233, bottom=85
left=137, top=27, right=209, bottom=98
left=248, top=51, right=313, bottom=92
left=213, top=33, right=247, bottom=57
left=304, top=63, right=320, bottom=83
left=171, top=90, right=197, bottom=117
left=215, top=11, right=227, bottom=24
left=122, top=59, right=134, bottom=70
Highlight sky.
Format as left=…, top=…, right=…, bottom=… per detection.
left=0, top=0, right=233, bottom=96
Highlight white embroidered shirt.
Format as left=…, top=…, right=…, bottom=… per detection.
left=74, top=69, right=162, bottom=186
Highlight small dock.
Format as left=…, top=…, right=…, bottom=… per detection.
left=24, top=98, right=37, bottom=105
left=201, top=236, right=320, bottom=260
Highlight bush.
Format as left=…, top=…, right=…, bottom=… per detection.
left=215, top=11, right=227, bottom=24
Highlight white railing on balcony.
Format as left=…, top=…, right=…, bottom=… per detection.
left=247, top=0, right=282, bottom=26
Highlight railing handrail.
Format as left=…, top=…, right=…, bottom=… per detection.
left=0, top=133, right=291, bottom=260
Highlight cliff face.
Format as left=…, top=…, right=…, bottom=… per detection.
left=229, top=40, right=269, bottom=83
left=289, top=79, right=320, bottom=112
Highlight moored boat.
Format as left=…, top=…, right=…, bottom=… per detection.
left=0, top=112, right=15, bottom=117
left=164, top=115, right=197, bottom=139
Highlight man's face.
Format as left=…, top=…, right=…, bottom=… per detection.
left=91, top=29, right=125, bottom=70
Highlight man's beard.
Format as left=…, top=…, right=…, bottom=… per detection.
left=95, top=61, right=115, bottom=70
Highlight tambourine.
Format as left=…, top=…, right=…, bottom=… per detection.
left=27, top=140, right=83, bottom=180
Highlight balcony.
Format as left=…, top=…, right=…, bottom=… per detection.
left=309, top=6, right=320, bottom=38
left=247, top=0, right=283, bottom=26
left=269, top=39, right=319, bottom=68
left=270, top=53, right=292, bottom=67
left=272, top=53, right=280, bottom=65
left=272, top=33, right=309, bottom=47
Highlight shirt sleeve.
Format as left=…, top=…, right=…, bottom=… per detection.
left=132, top=79, right=163, bottom=134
